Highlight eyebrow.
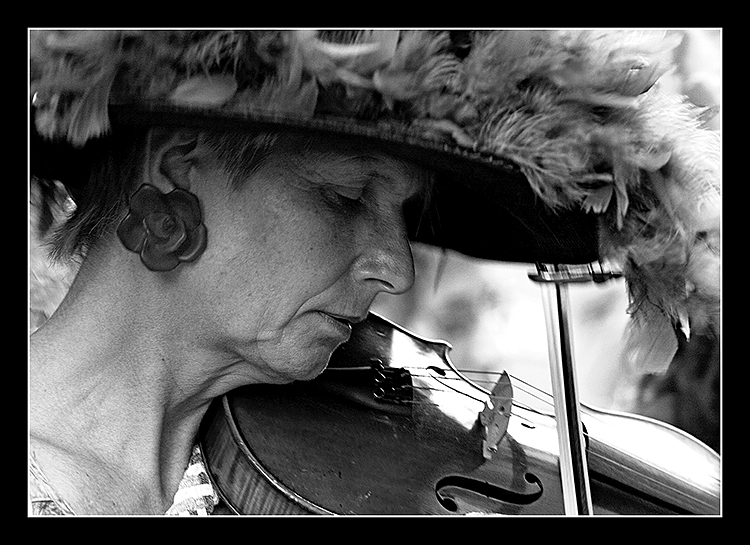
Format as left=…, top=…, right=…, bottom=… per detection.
left=340, top=155, right=428, bottom=200
left=293, top=141, right=432, bottom=204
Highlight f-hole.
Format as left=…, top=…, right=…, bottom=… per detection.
left=436, top=473, right=544, bottom=512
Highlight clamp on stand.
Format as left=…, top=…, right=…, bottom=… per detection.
left=529, top=262, right=622, bottom=515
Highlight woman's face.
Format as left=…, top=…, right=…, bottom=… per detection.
left=190, top=134, right=427, bottom=384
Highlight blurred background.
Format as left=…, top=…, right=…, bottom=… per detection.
left=29, top=29, right=721, bottom=452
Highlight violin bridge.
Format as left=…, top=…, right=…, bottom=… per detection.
left=480, top=371, right=513, bottom=460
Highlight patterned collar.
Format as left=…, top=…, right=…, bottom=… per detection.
left=165, top=444, right=221, bottom=515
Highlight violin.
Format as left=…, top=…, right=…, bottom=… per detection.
left=199, top=312, right=721, bottom=515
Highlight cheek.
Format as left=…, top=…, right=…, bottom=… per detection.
left=262, top=189, right=356, bottom=277
left=214, top=187, right=354, bottom=308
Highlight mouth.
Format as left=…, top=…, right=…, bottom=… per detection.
left=318, top=312, right=366, bottom=339
left=327, top=313, right=367, bottom=326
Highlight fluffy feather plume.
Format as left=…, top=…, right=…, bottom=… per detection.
left=477, top=89, right=598, bottom=206
left=29, top=29, right=721, bottom=368
left=461, top=30, right=546, bottom=102
left=30, top=30, right=124, bottom=144
left=545, top=30, right=681, bottom=107
left=372, top=31, right=458, bottom=101
left=309, top=30, right=400, bottom=83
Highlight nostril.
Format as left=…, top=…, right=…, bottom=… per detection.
left=352, top=251, right=414, bottom=295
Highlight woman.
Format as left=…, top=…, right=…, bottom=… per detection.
left=29, top=29, right=720, bottom=515
left=30, top=126, right=429, bottom=514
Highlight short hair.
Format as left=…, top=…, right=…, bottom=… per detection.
left=39, top=126, right=279, bottom=263
left=42, top=126, right=149, bottom=263
left=202, top=130, right=281, bottom=191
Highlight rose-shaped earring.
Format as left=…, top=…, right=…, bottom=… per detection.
left=117, top=184, right=208, bottom=272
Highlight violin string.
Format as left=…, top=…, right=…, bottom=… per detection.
left=407, top=366, right=618, bottom=429
left=393, top=366, right=720, bottom=500
left=382, top=394, right=543, bottom=429
left=408, top=379, right=548, bottom=410
left=376, top=365, right=697, bottom=458
left=410, top=368, right=665, bottom=451
left=407, top=369, right=562, bottom=413
left=372, top=366, right=618, bottom=439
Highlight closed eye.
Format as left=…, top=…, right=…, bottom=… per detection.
left=324, top=184, right=365, bottom=205
left=335, top=186, right=364, bottom=201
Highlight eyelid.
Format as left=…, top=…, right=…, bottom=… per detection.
left=334, top=185, right=365, bottom=201
left=323, top=176, right=368, bottom=200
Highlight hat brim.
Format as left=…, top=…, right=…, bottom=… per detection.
left=32, top=102, right=601, bottom=265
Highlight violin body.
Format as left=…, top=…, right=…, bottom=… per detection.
left=200, top=313, right=720, bottom=515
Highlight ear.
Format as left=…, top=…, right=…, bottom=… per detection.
left=145, top=128, right=201, bottom=192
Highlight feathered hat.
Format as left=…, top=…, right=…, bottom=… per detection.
left=29, top=29, right=721, bottom=370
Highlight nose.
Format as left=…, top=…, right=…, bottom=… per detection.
left=352, top=216, right=415, bottom=295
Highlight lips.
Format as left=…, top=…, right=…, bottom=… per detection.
left=326, top=313, right=367, bottom=326
left=318, top=311, right=366, bottom=339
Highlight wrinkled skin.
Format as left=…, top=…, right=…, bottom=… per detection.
left=174, top=133, right=428, bottom=385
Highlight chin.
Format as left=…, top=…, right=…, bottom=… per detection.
left=294, top=356, right=331, bottom=382
left=265, top=349, right=330, bottom=384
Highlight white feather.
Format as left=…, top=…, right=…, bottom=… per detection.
left=624, top=306, right=678, bottom=375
